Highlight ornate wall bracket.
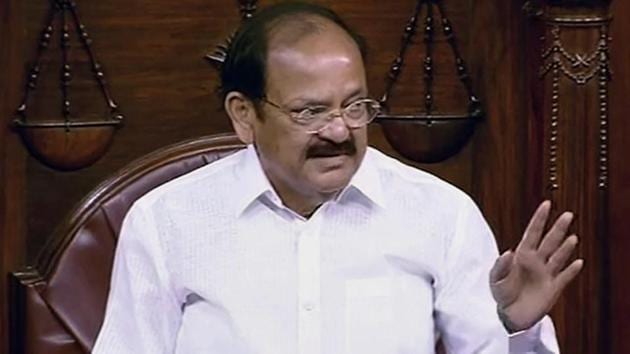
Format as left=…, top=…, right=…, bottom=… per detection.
left=539, top=13, right=611, bottom=190
left=376, top=0, right=482, bottom=163
left=12, top=0, right=123, bottom=171
left=205, top=0, right=257, bottom=67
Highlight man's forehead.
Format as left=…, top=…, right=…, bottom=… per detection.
left=268, top=45, right=354, bottom=68
left=266, top=15, right=356, bottom=53
left=262, top=15, right=367, bottom=103
left=266, top=26, right=363, bottom=76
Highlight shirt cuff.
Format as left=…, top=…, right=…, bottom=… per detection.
left=508, top=316, right=559, bottom=354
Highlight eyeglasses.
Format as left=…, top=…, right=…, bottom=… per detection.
left=260, top=97, right=381, bottom=134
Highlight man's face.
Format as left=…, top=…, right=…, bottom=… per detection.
left=252, top=23, right=369, bottom=209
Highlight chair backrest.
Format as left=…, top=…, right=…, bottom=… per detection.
left=9, top=133, right=246, bottom=354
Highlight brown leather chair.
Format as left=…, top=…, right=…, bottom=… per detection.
left=9, top=133, right=246, bottom=354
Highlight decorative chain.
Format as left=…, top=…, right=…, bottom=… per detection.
left=597, top=26, right=611, bottom=190
left=15, top=0, right=123, bottom=125
left=540, top=25, right=610, bottom=85
left=379, top=0, right=422, bottom=109
left=540, top=23, right=611, bottom=191
left=549, top=62, right=560, bottom=191
left=380, top=0, right=480, bottom=116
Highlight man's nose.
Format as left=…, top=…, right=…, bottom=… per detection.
left=319, top=115, right=350, bottom=142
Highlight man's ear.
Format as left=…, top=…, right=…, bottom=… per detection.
left=224, top=92, right=258, bottom=144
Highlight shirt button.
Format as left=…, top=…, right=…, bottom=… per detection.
left=302, top=302, right=316, bottom=311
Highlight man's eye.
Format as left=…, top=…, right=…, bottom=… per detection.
left=305, top=106, right=328, bottom=115
left=295, top=106, right=327, bottom=121
left=346, top=102, right=365, bottom=114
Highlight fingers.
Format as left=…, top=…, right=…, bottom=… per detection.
left=554, top=258, right=584, bottom=291
left=490, top=250, right=514, bottom=283
left=547, top=234, right=579, bottom=274
left=519, top=201, right=552, bottom=251
left=538, top=212, right=574, bottom=260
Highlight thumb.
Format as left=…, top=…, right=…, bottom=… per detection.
left=490, top=250, right=514, bottom=284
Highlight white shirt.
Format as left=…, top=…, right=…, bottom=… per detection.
left=93, top=145, right=559, bottom=354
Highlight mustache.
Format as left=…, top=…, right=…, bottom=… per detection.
left=306, top=139, right=357, bottom=158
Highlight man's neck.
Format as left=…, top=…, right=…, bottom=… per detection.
left=254, top=151, right=341, bottom=218
left=278, top=189, right=334, bottom=218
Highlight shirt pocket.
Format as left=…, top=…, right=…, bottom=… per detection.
left=344, top=277, right=396, bottom=354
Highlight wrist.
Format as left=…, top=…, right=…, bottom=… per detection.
left=497, top=306, right=519, bottom=334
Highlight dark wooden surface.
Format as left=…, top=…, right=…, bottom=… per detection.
left=468, top=0, right=529, bottom=251
left=0, top=1, right=26, bottom=353
left=1, top=0, right=629, bottom=352
left=609, top=0, right=630, bottom=351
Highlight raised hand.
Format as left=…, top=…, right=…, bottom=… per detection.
left=489, top=200, right=584, bottom=332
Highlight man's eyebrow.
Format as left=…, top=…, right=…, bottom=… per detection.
left=285, top=88, right=368, bottom=108
left=341, top=88, right=368, bottom=106
left=287, top=98, right=330, bottom=108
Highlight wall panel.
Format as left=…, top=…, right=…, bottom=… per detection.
left=0, top=0, right=26, bottom=352
left=609, top=0, right=630, bottom=351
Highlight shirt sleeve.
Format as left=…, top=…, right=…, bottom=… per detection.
left=433, top=196, right=509, bottom=353
left=509, top=316, right=560, bottom=354
left=92, top=202, right=182, bottom=354
left=433, top=195, right=561, bottom=354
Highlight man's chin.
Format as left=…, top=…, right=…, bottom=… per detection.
left=309, top=154, right=354, bottom=171
left=310, top=167, right=356, bottom=195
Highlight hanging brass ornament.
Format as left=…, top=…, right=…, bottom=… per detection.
left=376, top=0, right=482, bottom=163
left=13, top=0, right=123, bottom=171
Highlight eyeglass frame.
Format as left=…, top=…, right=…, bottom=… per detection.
left=258, top=96, right=382, bottom=135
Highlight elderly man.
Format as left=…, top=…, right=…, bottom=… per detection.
left=93, top=2, right=582, bottom=353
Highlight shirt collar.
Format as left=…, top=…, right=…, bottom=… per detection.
left=233, top=145, right=386, bottom=215
left=338, top=147, right=386, bottom=208
left=233, top=144, right=281, bottom=215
